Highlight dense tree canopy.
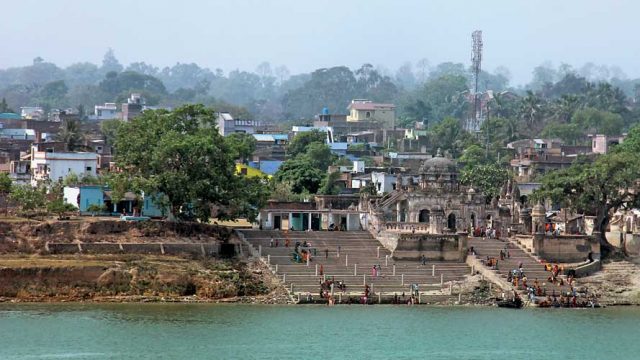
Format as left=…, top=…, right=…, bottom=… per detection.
left=115, top=104, right=267, bottom=222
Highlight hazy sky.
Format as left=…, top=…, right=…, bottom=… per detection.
left=1, top=0, right=638, bottom=85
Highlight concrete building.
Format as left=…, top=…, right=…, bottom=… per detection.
left=89, top=103, right=119, bottom=121
left=346, top=100, right=395, bottom=126
left=30, top=144, right=98, bottom=186
left=217, top=112, right=264, bottom=136
left=507, top=139, right=592, bottom=182
left=121, top=93, right=144, bottom=121
left=20, top=107, right=44, bottom=121
left=589, top=133, right=626, bottom=154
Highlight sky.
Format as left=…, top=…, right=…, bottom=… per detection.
left=1, top=0, right=638, bottom=85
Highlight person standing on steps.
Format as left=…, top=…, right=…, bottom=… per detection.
left=421, top=254, right=427, bottom=266
left=269, top=237, right=274, bottom=248
left=325, top=248, right=329, bottom=259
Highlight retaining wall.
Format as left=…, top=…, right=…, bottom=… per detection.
left=46, top=242, right=222, bottom=257
left=392, top=233, right=467, bottom=262
left=532, top=234, right=599, bottom=263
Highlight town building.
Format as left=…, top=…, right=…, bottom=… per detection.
left=507, top=138, right=592, bottom=182
left=217, top=112, right=265, bottom=136
left=30, top=143, right=98, bottom=186
left=89, top=103, right=119, bottom=121
left=121, top=93, right=144, bottom=121
left=20, top=106, right=44, bottom=121
left=589, top=133, right=626, bottom=154
left=346, top=100, right=396, bottom=127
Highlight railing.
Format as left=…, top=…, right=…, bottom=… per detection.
left=384, top=222, right=430, bottom=233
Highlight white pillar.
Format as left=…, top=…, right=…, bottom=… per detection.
left=440, top=273, right=444, bottom=286
left=345, top=254, right=348, bottom=267
left=315, top=264, right=318, bottom=276
left=385, top=255, right=388, bottom=267
left=363, top=274, right=366, bottom=285
left=432, top=265, right=435, bottom=277
left=275, top=264, right=278, bottom=273
left=354, top=264, right=357, bottom=276
left=258, top=245, right=262, bottom=257
left=306, top=254, right=310, bottom=267
left=289, top=212, right=293, bottom=230
left=393, top=264, right=396, bottom=276
left=401, top=274, right=404, bottom=285
left=458, top=293, right=462, bottom=303
left=377, top=246, right=380, bottom=258
left=449, top=282, right=452, bottom=295
left=267, top=255, right=270, bottom=264
left=308, top=212, right=312, bottom=230
left=283, top=273, right=286, bottom=282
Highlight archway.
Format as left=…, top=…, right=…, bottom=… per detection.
left=470, top=213, right=476, bottom=228
left=419, top=209, right=430, bottom=223
left=486, top=214, right=493, bottom=229
left=448, top=213, right=456, bottom=230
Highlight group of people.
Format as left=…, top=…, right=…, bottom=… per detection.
left=472, top=227, right=500, bottom=239
left=269, top=236, right=290, bottom=248
left=371, top=264, right=383, bottom=278
left=392, top=292, right=418, bottom=305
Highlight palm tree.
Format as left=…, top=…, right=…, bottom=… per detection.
left=519, top=91, right=544, bottom=127
left=552, top=94, right=581, bottom=123
left=55, top=119, right=85, bottom=151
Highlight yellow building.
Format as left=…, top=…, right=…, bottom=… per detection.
left=346, top=99, right=396, bottom=126
left=235, top=164, right=271, bottom=179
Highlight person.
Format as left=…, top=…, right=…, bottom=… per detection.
left=269, top=237, right=274, bottom=248
left=274, top=238, right=279, bottom=247
left=325, top=248, right=329, bottom=259
left=285, top=238, right=290, bottom=247
left=320, top=264, right=324, bottom=276
left=372, top=265, right=377, bottom=278
left=421, top=254, right=427, bottom=266
left=413, top=283, right=419, bottom=297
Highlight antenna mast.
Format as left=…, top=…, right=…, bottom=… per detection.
left=471, top=30, right=483, bottom=131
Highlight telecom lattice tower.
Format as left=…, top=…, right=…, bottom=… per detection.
left=471, top=30, right=483, bottom=132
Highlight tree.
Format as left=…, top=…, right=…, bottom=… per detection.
left=274, top=158, right=324, bottom=194
left=47, top=199, right=77, bottom=220
left=9, top=185, right=46, bottom=217
left=460, top=163, right=511, bottom=203
left=225, top=133, right=256, bottom=164
left=571, top=108, right=624, bottom=136
left=101, top=48, right=123, bottom=74
left=0, top=172, right=12, bottom=215
left=86, top=203, right=106, bottom=216
left=302, top=142, right=334, bottom=170
left=417, top=74, right=469, bottom=123
left=0, top=98, right=14, bottom=113
left=100, top=119, right=122, bottom=146
left=429, top=117, right=476, bottom=158
left=115, top=104, right=264, bottom=222
left=533, top=125, right=640, bottom=255
left=287, top=129, right=326, bottom=157
left=318, top=171, right=342, bottom=195
left=55, top=119, right=85, bottom=151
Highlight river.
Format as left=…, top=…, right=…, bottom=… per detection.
left=0, top=304, right=638, bottom=359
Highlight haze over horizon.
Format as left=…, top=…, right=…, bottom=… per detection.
left=1, top=0, right=638, bottom=85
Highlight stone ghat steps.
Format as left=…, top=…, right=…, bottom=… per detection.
left=469, top=237, right=574, bottom=294
left=239, top=229, right=471, bottom=303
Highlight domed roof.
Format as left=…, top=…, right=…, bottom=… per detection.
left=532, top=203, right=546, bottom=216
left=419, top=148, right=457, bottom=174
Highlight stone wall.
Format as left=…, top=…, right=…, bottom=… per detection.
left=46, top=242, right=222, bottom=257
left=391, top=233, right=467, bottom=262
left=532, top=234, right=599, bottom=263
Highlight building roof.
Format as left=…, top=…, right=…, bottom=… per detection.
left=0, top=113, right=21, bottom=120
left=419, top=149, right=457, bottom=174
left=253, top=134, right=288, bottom=142
left=348, top=102, right=396, bottom=111
left=330, top=143, right=348, bottom=151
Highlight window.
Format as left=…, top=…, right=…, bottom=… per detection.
left=365, top=111, right=371, bottom=118
left=86, top=167, right=92, bottom=171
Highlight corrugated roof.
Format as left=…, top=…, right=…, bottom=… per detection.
left=0, top=113, right=21, bottom=120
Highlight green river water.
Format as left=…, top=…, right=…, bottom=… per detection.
left=0, top=304, right=638, bottom=359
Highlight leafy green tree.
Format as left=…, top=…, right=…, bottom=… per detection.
left=274, top=158, right=324, bottom=194
left=38, top=80, right=69, bottom=106
left=460, top=163, right=511, bottom=203
left=86, top=203, right=107, bottom=216
left=302, top=142, right=334, bottom=170
left=47, top=199, right=77, bottom=220
left=115, top=104, right=263, bottom=222
left=533, top=125, right=640, bottom=255
left=100, top=119, right=122, bottom=146
left=418, top=74, right=469, bottom=122
left=571, top=108, right=624, bottom=136
left=429, top=117, right=477, bottom=158
left=287, top=129, right=326, bottom=157
left=225, top=133, right=256, bottom=164
left=0, top=172, right=12, bottom=215
left=540, top=123, right=582, bottom=145
left=9, top=185, right=46, bottom=217
left=318, top=171, right=342, bottom=195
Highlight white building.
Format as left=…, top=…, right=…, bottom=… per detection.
left=20, top=106, right=44, bottom=120
left=30, top=144, right=98, bottom=186
left=89, top=103, right=119, bottom=121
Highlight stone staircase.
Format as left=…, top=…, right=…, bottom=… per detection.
left=238, top=229, right=472, bottom=304
left=468, top=236, right=573, bottom=296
